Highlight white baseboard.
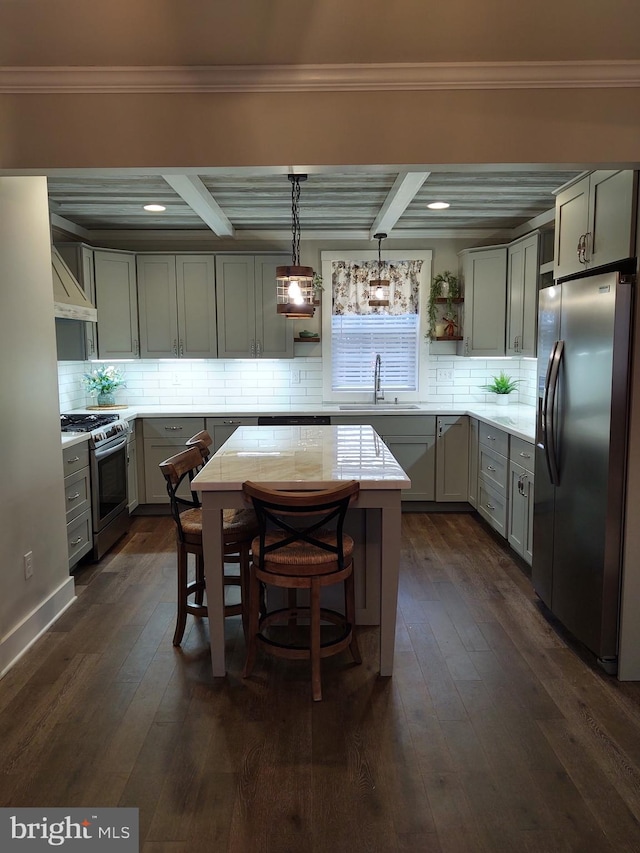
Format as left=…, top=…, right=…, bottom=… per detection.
left=0, top=578, right=76, bottom=678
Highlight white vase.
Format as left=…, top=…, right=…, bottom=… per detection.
left=495, top=394, right=510, bottom=406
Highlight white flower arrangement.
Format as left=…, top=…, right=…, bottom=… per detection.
left=83, top=365, right=126, bottom=396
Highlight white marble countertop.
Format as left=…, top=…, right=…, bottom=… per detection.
left=61, top=402, right=536, bottom=448
left=191, top=425, right=412, bottom=491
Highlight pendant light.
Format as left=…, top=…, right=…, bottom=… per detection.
left=368, top=232, right=390, bottom=307
left=276, top=174, right=315, bottom=319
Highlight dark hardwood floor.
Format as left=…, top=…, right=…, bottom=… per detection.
left=2, top=513, right=640, bottom=852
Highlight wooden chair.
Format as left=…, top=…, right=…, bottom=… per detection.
left=185, top=429, right=214, bottom=464
left=241, top=480, right=361, bottom=701
left=160, top=446, right=258, bottom=646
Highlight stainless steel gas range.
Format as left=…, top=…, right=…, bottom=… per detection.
left=61, top=413, right=130, bottom=560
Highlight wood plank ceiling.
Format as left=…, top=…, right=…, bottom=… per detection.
left=47, top=168, right=584, bottom=240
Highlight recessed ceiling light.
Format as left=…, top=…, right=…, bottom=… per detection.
left=427, top=201, right=450, bottom=210
left=143, top=204, right=166, bottom=212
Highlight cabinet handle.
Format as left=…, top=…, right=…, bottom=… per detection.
left=173, top=339, right=178, bottom=356
left=486, top=502, right=496, bottom=511
left=519, top=451, right=531, bottom=459
left=67, top=492, right=81, bottom=501
left=514, top=335, right=520, bottom=352
left=66, top=456, right=80, bottom=464
left=179, top=339, right=184, bottom=357
left=486, top=465, right=496, bottom=472
left=224, top=419, right=241, bottom=425
left=88, top=338, right=94, bottom=355
left=256, top=339, right=262, bottom=357
left=584, top=232, right=592, bottom=264
left=133, top=339, right=139, bottom=356
left=486, top=435, right=495, bottom=441
left=164, top=426, right=183, bottom=431
left=250, top=339, right=255, bottom=357
left=464, top=338, right=469, bottom=356
left=70, top=537, right=84, bottom=546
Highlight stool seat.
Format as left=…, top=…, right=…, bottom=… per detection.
left=178, top=507, right=259, bottom=539
left=252, top=531, right=354, bottom=575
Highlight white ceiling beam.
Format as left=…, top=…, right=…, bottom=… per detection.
left=511, top=206, right=556, bottom=239
left=369, top=171, right=431, bottom=239
left=50, top=212, right=92, bottom=240
left=161, top=174, right=235, bottom=237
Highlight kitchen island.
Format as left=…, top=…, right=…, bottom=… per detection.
left=191, top=424, right=411, bottom=678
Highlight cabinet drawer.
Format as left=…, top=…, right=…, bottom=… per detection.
left=478, top=445, right=508, bottom=495
left=64, top=466, right=91, bottom=523
left=478, top=424, right=509, bottom=458
left=477, top=481, right=507, bottom=538
left=67, top=509, right=93, bottom=568
left=62, top=443, right=89, bottom=476
left=142, top=417, right=205, bottom=439
left=510, top=436, right=535, bottom=474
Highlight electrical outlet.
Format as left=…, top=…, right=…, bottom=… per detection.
left=172, top=372, right=180, bottom=386
left=437, top=368, right=454, bottom=382
left=291, top=370, right=300, bottom=385
left=23, top=551, right=33, bottom=580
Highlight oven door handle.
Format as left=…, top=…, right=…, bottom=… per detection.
left=93, top=435, right=128, bottom=461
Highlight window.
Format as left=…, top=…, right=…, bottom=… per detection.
left=321, top=250, right=432, bottom=402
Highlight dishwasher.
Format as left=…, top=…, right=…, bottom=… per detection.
left=257, top=415, right=331, bottom=426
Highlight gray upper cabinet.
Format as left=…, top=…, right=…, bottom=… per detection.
left=94, top=249, right=139, bottom=359
left=554, top=170, right=637, bottom=279
left=506, top=232, right=539, bottom=357
left=458, top=247, right=507, bottom=357
left=216, top=255, right=293, bottom=358
left=137, top=254, right=217, bottom=358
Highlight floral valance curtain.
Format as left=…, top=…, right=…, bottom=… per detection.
left=332, top=259, right=423, bottom=315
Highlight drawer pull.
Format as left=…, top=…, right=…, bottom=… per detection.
left=67, top=456, right=80, bottom=464
left=486, top=465, right=496, bottom=472
left=67, top=492, right=81, bottom=501
left=224, top=420, right=241, bottom=425
left=164, top=426, right=183, bottom=431
left=519, top=452, right=531, bottom=459
left=486, top=435, right=496, bottom=441
left=70, top=537, right=84, bottom=546
left=486, top=502, right=496, bottom=511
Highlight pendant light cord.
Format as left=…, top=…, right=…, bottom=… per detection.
left=291, top=176, right=301, bottom=266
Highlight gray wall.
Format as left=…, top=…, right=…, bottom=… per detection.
left=0, top=177, right=75, bottom=674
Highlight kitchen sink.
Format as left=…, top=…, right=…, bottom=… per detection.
left=338, top=404, right=420, bottom=410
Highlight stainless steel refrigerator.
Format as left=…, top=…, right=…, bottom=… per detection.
left=533, top=268, right=634, bottom=673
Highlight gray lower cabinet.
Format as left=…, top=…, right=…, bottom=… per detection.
left=205, top=417, right=260, bottom=452
left=127, top=430, right=138, bottom=513
left=332, top=415, right=437, bottom=501
left=62, top=443, right=93, bottom=569
left=468, top=417, right=479, bottom=508
left=508, top=436, right=535, bottom=564
left=435, top=415, right=469, bottom=501
left=477, top=424, right=509, bottom=537
left=215, top=255, right=293, bottom=358
left=142, top=417, right=205, bottom=503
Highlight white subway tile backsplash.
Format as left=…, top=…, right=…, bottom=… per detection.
left=58, top=351, right=537, bottom=412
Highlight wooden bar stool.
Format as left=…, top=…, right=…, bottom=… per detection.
left=185, top=429, right=213, bottom=464
left=160, top=447, right=258, bottom=646
left=242, top=480, right=361, bottom=701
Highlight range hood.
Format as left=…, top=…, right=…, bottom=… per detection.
left=52, top=247, right=97, bottom=322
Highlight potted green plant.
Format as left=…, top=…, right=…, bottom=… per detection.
left=83, top=364, right=126, bottom=407
left=480, top=371, right=520, bottom=405
left=312, top=272, right=324, bottom=304
left=427, top=271, right=460, bottom=341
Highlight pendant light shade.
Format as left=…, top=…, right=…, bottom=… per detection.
left=369, top=232, right=390, bottom=307
left=276, top=174, right=315, bottom=319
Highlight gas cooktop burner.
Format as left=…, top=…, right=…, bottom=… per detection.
left=60, top=413, right=120, bottom=432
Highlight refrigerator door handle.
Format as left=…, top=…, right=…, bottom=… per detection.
left=545, top=339, right=564, bottom=486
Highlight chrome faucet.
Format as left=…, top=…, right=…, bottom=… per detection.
left=373, top=353, right=384, bottom=404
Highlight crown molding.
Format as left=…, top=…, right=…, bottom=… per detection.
left=2, top=61, right=640, bottom=94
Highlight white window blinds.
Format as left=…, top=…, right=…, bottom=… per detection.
left=331, top=313, right=419, bottom=391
